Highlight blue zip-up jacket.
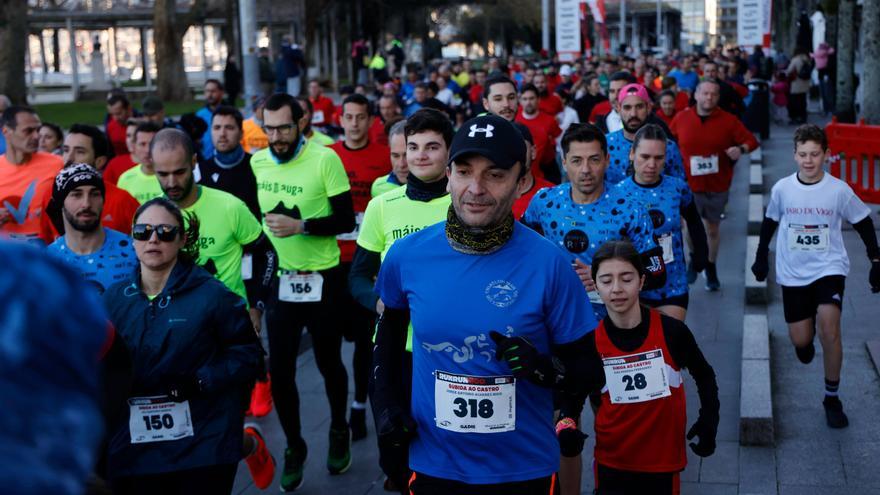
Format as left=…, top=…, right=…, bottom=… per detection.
left=102, top=260, right=262, bottom=477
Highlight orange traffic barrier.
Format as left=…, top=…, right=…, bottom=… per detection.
left=826, top=118, right=880, bottom=203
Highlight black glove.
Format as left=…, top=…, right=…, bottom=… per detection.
left=489, top=331, right=565, bottom=388
left=556, top=418, right=588, bottom=457
left=751, top=251, right=769, bottom=282
left=870, top=260, right=880, bottom=293
left=166, top=375, right=201, bottom=402
left=686, top=416, right=717, bottom=457
left=376, top=406, right=417, bottom=450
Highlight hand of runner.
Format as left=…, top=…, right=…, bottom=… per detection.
left=376, top=298, right=385, bottom=315
left=489, top=331, right=565, bottom=387
left=264, top=213, right=304, bottom=238
left=555, top=417, right=588, bottom=457
left=376, top=406, right=418, bottom=449
left=248, top=307, right=263, bottom=334
left=166, top=375, right=202, bottom=402
left=870, top=260, right=880, bottom=293
left=725, top=145, right=742, bottom=161
left=572, top=258, right=596, bottom=292
left=686, top=416, right=717, bottom=457
left=751, top=253, right=769, bottom=282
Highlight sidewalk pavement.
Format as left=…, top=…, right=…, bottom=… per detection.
left=233, top=117, right=880, bottom=495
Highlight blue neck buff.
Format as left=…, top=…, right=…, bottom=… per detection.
left=213, top=145, right=246, bottom=169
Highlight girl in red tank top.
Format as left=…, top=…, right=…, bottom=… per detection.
left=555, top=240, right=719, bottom=495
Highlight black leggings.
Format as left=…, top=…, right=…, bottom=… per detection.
left=339, top=262, right=377, bottom=404
left=594, top=463, right=678, bottom=495
left=409, top=472, right=559, bottom=495
left=267, top=265, right=349, bottom=445
left=111, top=463, right=237, bottom=494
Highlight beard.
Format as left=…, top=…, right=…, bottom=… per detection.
left=623, top=117, right=645, bottom=135
left=63, top=208, right=101, bottom=233
left=164, top=174, right=195, bottom=202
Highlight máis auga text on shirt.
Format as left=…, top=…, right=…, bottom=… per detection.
left=257, top=181, right=304, bottom=196
left=785, top=207, right=834, bottom=216
left=392, top=224, right=426, bottom=240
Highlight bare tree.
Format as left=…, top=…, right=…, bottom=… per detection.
left=0, top=0, right=28, bottom=104
left=153, top=0, right=206, bottom=101
left=861, top=0, right=880, bottom=123
left=835, top=0, right=855, bottom=121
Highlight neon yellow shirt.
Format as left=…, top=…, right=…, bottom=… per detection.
left=357, top=186, right=450, bottom=353
left=117, top=165, right=163, bottom=204
left=250, top=140, right=351, bottom=271
left=182, top=186, right=262, bottom=301
left=309, top=130, right=335, bottom=147
left=370, top=174, right=403, bottom=198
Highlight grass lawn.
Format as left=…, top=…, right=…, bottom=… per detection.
left=34, top=101, right=208, bottom=129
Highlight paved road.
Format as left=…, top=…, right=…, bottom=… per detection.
left=233, top=117, right=880, bottom=494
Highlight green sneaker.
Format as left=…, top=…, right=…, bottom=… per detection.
left=280, top=441, right=307, bottom=492
left=327, top=426, right=352, bottom=474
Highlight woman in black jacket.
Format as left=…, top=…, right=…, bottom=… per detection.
left=103, top=198, right=263, bottom=493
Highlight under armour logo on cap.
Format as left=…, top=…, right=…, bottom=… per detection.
left=468, top=124, right=494, bottom=138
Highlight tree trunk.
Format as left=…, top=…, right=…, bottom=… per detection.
left=154, top=0, right=207, bottom=101
left=861, top=0, right=880, bottom=123
left=0, top=0, right=28, bottom=104
left=835, top=0, right=855, bottom=121
left=52, top=29, right=61, bottom=72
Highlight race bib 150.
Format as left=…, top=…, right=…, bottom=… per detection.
left=128, top=396, right=194, bottom=444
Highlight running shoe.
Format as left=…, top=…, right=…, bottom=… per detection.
left=350, top=407, right=367, bottom=441
left=280, top=440, right=308, bottom=492
left=250, top=376, right=274, bottom=418
left=704, top=264, right=721, bottom=292
left=823, top=396, right=849, bottom=429
left=244, top=423, right=276, bottom=490
left=327, top=426, right=352, bottom=475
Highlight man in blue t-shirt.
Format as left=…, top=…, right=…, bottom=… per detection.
left=372, top=114, right=599, bottom=492
left=45, top=164, right=137, bottom=293
left=605, top=84, right=685, bottom=184
left=669, top=56, right=699, bottom=94
left=523, top=123, right=667, bottom=319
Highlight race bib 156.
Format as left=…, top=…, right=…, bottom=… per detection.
left=278, top=271, right=324, bottom=302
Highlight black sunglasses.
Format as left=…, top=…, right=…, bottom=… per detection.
left=132, top=223, right=180, bottom=242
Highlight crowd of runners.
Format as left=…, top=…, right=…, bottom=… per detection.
left=1, top=46, right=878, bottom=495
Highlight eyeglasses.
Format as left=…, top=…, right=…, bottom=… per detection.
left=132, top=223, right=180, bottom=242
left=262, top=123, right=297, bottom=135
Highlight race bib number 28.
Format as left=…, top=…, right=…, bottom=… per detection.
left=602, top=350, right=671, bottom=404
left=434, top=371, right=515, bottom=433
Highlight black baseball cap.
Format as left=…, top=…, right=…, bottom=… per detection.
left=448, top=114, right=527, bottom=170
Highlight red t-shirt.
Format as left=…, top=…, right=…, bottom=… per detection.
left=367, top=117, right=389, bottom=146
left=0, top=152, right=63, bottom=242
left=670, top=107, right=759, bottom=193
left=655, top=109, right=676, bottom=128
left=538, top=93, right=564, bottom=117
left=516, top=110, right=562, bottom=174
left=469, top=84, right=484, bottom=104
left=512, top=176, right=554, bottom=220
left=594, top=310, right=687, bottom=473
left=103, top=154, right=136, bottom=185
left=589, top=100, right=612, bottom=124
left=674, top=91, right=690, bottom=111
left=38, top=180, right=140, bottom=243
left=106, top=118, right=129, bottom=157
left=310, top=96, right=337, bottom=127
left=328, top=140, right=391, bottom=262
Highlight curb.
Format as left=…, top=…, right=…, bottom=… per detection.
left=740, top=142, right=774, bottom=447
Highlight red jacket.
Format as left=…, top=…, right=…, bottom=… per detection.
left=310, top=96, right=336, bottom=127
left=670, top=107, right=759, bottom=193
left=538, top=93, right=564, bottom=117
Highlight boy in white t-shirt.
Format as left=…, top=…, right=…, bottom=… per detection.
left=751, top=124, right=880, bottom=428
